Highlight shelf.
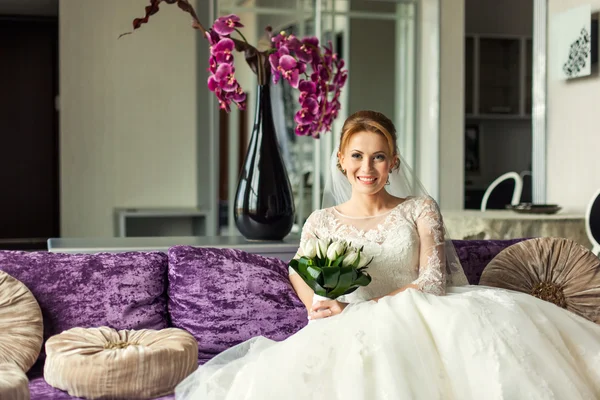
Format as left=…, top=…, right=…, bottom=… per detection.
left=114, top=207, right=209, bottom=238
left=47, top=235, right=302, bottom=261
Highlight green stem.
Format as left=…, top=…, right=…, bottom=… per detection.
left=231, top=38, right=258, bottom=53
left=234, top=28, right=249, bottom=44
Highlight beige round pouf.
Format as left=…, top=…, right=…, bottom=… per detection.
left=44, top=326, right=198, bottom=399
left=480, top=237, right=600, bottom=323
left=0, top=362, right=30, bottom=400
left=0, top=270, right=43, bottom=372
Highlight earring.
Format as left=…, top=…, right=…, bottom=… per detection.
left=386, top=177, right=390, bottom=185
left=342, top=169, right=346, bottom=174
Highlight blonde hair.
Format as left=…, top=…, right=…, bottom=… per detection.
left=337, top=110, right=399, bottom=171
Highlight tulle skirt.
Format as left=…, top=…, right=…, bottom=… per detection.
left=175, top=286, right=600, bottom=400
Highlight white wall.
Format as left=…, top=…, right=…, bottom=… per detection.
left=348, top=18, right=395, bottom=119
left=60, top=0, right=211, bottom=237
left=547, top=0, right=600, bottom=210
left=415, top=0, right=467, bottom=209
left=415, top=0, right=441, bottom=201
left=439, top=0, right=465, bottom=210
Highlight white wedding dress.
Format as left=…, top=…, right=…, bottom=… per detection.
left=176, top=196, right=600, bottom=400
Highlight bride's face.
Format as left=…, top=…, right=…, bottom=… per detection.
left=339, top=131, right=396, bottom=197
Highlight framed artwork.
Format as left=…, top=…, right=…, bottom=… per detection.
left=551, top=4, right=593, bottom=79
left=465, top=125, right=481, bottom=175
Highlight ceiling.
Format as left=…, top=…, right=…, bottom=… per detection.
left=0, top=0, right=58, bottom=16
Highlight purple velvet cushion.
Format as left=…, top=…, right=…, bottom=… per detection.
left=0, top=250, right=169, bottom=345
left=168, top=246, right=307, bottom=362
left=452, top=239, right=527, bottom=284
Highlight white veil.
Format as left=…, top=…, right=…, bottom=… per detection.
left=322, top=150, right=469, bottom=287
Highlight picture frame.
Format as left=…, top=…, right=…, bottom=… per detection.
left=551, top=4, right=593, bottom=79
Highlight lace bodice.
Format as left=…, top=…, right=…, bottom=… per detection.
left=292, top=196, right=467, bottom=302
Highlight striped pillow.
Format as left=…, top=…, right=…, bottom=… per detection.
left=44, top=326, right=198, bottom=399
left=0, top=270, right=43, bottom=372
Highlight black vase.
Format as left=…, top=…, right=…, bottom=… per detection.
left=234, top=84, right=295, bottom=241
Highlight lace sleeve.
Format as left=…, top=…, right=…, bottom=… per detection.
left=289, top=211, right=321, bottom=276
left=410, top=197, right=447, bottom=295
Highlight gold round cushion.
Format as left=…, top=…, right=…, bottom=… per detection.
left=480, top=237, right=600, bottom=323
left=0, top=362, right=30, bottom=400
left=44, top=327, right=198, bottom=399
left=0, top=270, right=43, bottom=372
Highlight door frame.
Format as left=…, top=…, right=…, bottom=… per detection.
left=0, top=15, right=60, bottom=244
left=532, top=0, right=547, bottom=203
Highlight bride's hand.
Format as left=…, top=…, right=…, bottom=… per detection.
left=309, top=299, right=347, bottom=320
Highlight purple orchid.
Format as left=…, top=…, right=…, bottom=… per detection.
left=295, top=124, right=312, bottom=136
left=208, top=55, right=217, bottom=74
left=213, top=87, right=230, bottom=112
left=272, top=31, right=295, bottom=49
left=298, top=37, right=320, bottom=64
left=214, top=64, right=238, bottom=91
left=125, top=3, right=347, bottom=138
left=212, top=83, right=247, bottom=112
left=205, top=30, right=220, bottom=45
left=212, top=14, right=243, bottom=36
left=298, top=80, right=316, bottom=100
left=269, top=47, right=289, bottom=83
left=296, top=97, right=319, bottom=123
left=268, top=53, right=283, bottom=84
left=211, top=38, right=235, bottom=64
left=207, top=75, right=219, bottom=91
left=277, top=55, right=300, bottom=88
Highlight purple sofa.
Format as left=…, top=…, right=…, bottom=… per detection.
left=0, top=238, right=525, bottom=400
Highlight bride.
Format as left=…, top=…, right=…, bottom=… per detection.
left=176, top=110, right=600, bottom=399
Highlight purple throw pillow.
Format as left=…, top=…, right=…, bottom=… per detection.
left=0, top=251, right=169, bottom=341
left=452, top=239, right=527, bottom=284
left=168, top=246, right=307, bottom=363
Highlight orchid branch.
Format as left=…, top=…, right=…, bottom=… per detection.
left=121, top=1, right=347, bottom=137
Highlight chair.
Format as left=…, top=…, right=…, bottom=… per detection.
left=585, top=188, right=600, bottom=257
left=480, top=172, right=523, bottom=211
left=519, top=170, right=532, bottom=203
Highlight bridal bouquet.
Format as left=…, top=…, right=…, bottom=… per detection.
left=289, top=239, right=372, bottom=299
